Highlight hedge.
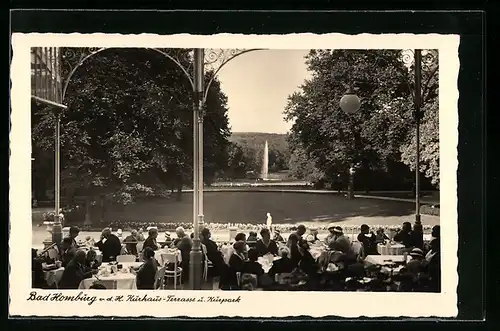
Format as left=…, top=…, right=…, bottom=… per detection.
left=420, top=204, right=440, bottom=216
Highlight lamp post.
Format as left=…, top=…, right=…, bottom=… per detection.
left=189, top=48, right=204, bottom=290
left=414, top=49, right=422, bottom=224
left=340, top=87, right=361, bottom=199
left=340, top=49, right=425, bottom=224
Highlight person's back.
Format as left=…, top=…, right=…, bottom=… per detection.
left=59, top=257, right=92, bottom=289
left=103, top=234, right=122, bottom=262
left=136, top=257, right=158, bottom=289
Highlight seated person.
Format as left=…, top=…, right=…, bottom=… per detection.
left=240, top=273, right=258, bottom=291
left=268, top=246, right=296, bottom=278
left=143, top=228, right=160, bottom=251
left=357, top=224, right=378, bottom=256
left=273, top=230, right=285, bottom=243
left=61, top=237, right=77, bottom=268
left=59, top=250, right=97, bottom=289
left=375, top=228, right=389, bottom=244
left=255, top=228, right=279, bottom=257
left=95, top=228, right=122, bottom=262
left=247, top=231, right=258, bottom=248
left=227, top=240, right=247, bottom=289
left=85, top=249, right=101, bottom=270
left=287, top=233, right=302, bottom=268
left=242, top=248, right=264, bottom=277
left=393, top=222, right=415, bottom=248
left=136, top=247, right=160, bottom=290
left=31, top=249, right=48, bottom=289
left=123, top=230, right=139, bottom=256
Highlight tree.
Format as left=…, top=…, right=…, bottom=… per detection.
left=400, top=98, right=439, bottom=187
left=31, top=48, right=231, bottom=224
left=285, top=49, right=439, bottom=193
left=400, top=50, right=440, bottom=187
left=285, top=50, right=413, bottom=190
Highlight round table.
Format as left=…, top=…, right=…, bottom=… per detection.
left=377, top=243, right=405, bottom=255
left=154, top=249, right=182, bottom=266
left=79, top=264, right=139, bottom=289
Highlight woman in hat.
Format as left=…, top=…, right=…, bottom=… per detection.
left=324, top=223, right=337, bottom=245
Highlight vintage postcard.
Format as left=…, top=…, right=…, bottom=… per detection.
left=10, top=33, right=459, bottom=318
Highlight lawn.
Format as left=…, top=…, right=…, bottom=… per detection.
left=33, top=191, right=439, bottom=227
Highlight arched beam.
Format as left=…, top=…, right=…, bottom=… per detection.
left=61, top=47, right=196, bottom=102
left=202, top=49, right=265, bottom=104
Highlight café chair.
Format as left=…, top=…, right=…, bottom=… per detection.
left=162, top=252, right=182, bottom=290
left=154, top=266, right=166, bottom=290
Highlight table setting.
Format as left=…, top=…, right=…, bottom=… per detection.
left=79, top=262, right=140, bottom=289
left=42, top=261, right=64, bottom=287
left=154, top=248, right=182, bottom=266
left=377, top=242, right=405, bottom=255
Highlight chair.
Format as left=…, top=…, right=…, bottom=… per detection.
left=162, top=251, right=182, bottom=290
left=136, top=241, right=144, bottom=254
left=47, top=248, right=59, bottom=261
left=116, top=255, right=136, bottom=263
left=154, top=266, right=166, bottom=289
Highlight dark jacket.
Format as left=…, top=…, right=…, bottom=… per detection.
left=228, top=253, right=245, bottom=287
left=96, top=234, right=122, bottom=262
left=394, top=230, right=415, bottom=248
left=136, top=258, right=159, bottom=290
left=61, top=247, right=76, bottom=268
left=32, top=257, right=48, bottom=289
left=357, top=232, right=378, bottom=255
left=242, top=261, right=264, bottom=276
left=268, top=256, right=296, bottom=277
left=59, top=260, right=93, bottom=289
left=143, top=236, right=159, bottom=251
left=123, top=235, right=138, bottom=256
left=255, top=239, right=279, bottom=257
left=202, top=239, right=225, bottom=268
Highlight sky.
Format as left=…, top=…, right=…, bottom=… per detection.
left=216, top=50, right=311, bottom=134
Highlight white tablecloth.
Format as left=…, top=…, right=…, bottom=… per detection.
left=43, top=267, right=64, bottom=286
left=364, top=255, right=405, bottom=266
left=377, top=243, right=405, bottom=255
left=79, top=272, right=137, bottom=289
left=154, top=249, right=182, bottom=266
left=257, top=255, right=281, bottom=273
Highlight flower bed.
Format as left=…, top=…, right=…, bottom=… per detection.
left=46, top=220, right=435, bottom=234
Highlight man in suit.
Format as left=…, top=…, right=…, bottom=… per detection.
left=59, top=250, right=97, bottom=289
left=95, top=228, right=122, bottom=262
left=200, top=227, right=228, bottom=281
left=67, top=226, right=80, bottom=249
left=394, top=222, right=415, bottom=248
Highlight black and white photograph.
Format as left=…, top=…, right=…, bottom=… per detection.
left=10, top=33, right=459, bottom=318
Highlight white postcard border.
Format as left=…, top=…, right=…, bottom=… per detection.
left=10, top=32, right=459, bottom=318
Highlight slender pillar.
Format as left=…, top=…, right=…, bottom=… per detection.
left=414, top=49, right=422, bottom=224
left=52, top=111, right=62, bottom=245
left=189, top=48, right=204, bottom=290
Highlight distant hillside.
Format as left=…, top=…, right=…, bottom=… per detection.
left=230, top=132, right=289, bottom=152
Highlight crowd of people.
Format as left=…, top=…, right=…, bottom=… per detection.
left=32, top=220, right=441, bottom=292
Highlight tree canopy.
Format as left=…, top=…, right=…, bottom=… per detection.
left=285, top=49, right=439, bottom=189
left=32, top=48, right=231, bottom=210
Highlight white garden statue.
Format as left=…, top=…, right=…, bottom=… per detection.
left=266, top=212, right=273, bottom=229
